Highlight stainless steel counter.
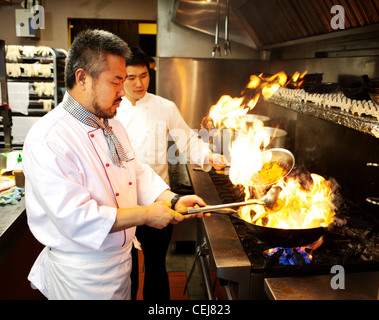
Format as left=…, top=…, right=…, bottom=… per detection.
left=187, top=163, right=252, bottom=299
left=265, top=271, right=379, bottom=300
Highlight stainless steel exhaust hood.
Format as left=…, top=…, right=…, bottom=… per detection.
left=173, top=0, right=259, bottom=49
left=173, top=0, right=379, bottom=50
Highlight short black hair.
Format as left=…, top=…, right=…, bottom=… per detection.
left=125, top=46, right=150, bottom=70
left=65, top=29, right=131, bottom=89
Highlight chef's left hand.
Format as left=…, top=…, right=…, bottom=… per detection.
left=209, top=153, right=228, bottom=171
left=174, top=195, right=210, bottom=219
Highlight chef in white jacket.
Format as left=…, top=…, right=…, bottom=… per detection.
left=23, top=30, right=206, bottom=300
left=117, top=47, right=227, bottom=300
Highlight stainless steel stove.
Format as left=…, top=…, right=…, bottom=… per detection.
left=187, top=163, right=379, bottom=300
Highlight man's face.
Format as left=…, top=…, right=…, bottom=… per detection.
left=123, top=65, right=150, bottom=104
left=87, top=54, right=126, bottom=119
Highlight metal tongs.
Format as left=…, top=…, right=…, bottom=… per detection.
left=212, top=0, right=231, bottom=57
left=212, top=0, right=221, bottom=57
left=223, top=0, right=231, bottom=56
left=181, top=186, right=282, bottom=215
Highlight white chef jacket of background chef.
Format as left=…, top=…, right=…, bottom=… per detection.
left=117, top=93, right=211, bottom=185
left=23, top=97, right=168, bottom=297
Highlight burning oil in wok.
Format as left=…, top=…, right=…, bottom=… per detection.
left=250, top=160, right=290, bottom=187
left=246, top=167, right=340, bottom=230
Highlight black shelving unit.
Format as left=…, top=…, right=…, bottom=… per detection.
left=0, top=40, right=11, bottom=152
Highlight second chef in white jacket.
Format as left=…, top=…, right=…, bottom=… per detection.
left=117, top=47, right=227, bottom=300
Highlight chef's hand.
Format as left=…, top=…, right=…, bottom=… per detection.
left=209, top=152, right=228, bottom=171
left=173, top=195, right=210, bottom=219
left=144, top=201, right=184, bottom=229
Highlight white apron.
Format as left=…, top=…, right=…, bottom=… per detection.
left=31, top=243, right=132, bottom=300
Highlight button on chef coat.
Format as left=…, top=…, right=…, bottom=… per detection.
left=23, top=102, right=168, bottom=253
left=117, top=93, right=211, bottom=185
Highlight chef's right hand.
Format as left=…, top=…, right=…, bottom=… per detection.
left=144, top=201, right=184, bottom=229
left=209, top=152, right=228, bottom=171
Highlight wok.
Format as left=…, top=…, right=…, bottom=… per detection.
left=240, top=148, right=325, bottom=247
left=234, top=214, right=326, bottom=247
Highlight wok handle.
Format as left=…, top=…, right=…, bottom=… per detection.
left=183, top=200, right=265, bottom=215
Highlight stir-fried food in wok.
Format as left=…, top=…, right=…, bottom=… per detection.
left=250, top=160, right=290, bottom=187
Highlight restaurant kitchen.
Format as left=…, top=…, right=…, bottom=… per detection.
left=159, top=0, right=379, bottom=300
left=0, top=0, right=378, bottom=300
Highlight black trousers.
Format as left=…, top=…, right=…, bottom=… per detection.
left=131, top=224, right=173, bottom=300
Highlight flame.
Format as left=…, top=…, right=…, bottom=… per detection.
left=228, top=124, right=265, bottom=188
left=208, top=72, right=290, bottom=188
left=209, top=72, right=289, bottom=129
left=264, top=235, right=324, bottom=265
left=208, top=95, right=248, bottom=129
left=240, top=173, right=335, bottom=229
left=260, top=72, right=288, bottom=98
left=265, top=247, right=313, bottom=265
left=291, top=71, right=301, bottom=82
left=287, top=71, right=308, bottom=89
left=206, top=70, right=336, bottom=231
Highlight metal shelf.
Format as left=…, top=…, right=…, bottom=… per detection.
left=267, top=96, right=379, bottom=139
left=5, top=46, right=67, bottom=116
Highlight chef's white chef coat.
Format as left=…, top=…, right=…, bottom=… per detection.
left=23, top=93, right=169, bottom=299
left=117, top=93, right=211, bottom=185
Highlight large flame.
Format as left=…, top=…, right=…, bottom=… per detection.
left=207, top=71, right=336, bottom=230
left=240, top=173, right=335, bottom=229
left=209, top=72, right=290, bottom=186
left=209, top=72, right=288, bottom=129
